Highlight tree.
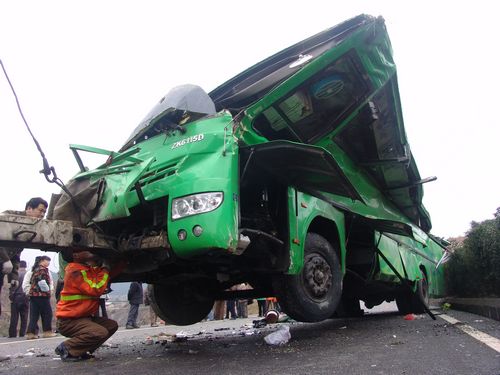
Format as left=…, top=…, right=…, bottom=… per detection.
left=446, top=207, right=500, bottom=297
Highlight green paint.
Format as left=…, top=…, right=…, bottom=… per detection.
left=61, top=15, right=446, bottom=309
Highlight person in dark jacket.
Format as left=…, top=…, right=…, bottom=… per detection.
left=8, top=260, right=29, bottom=337
left=126, top=282, right=143, bottom=329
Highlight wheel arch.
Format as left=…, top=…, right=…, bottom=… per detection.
left=286, top=190, right=346, bottom=275
left=308, top=216, right=345, bottom=274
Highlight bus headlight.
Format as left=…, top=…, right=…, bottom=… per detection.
left=171, top=192, right=224, bottom=220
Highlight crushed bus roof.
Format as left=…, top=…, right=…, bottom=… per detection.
left=211, top=14, right=434, bottom=232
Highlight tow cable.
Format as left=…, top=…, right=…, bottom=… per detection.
left=1, top=59, right=66, bottom=188
left=0, top=59, right=105, bottom=236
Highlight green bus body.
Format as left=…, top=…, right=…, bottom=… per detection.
left=53, top=15, right=447, bottom=324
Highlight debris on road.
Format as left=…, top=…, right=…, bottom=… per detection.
left=265, top=309, right=279, bottom=324
left=403, top=313, right=427, bottom=320
left=253, top=319, right=267, bottom=328
left=404, top=314, right=416, bottom=320
left=173, top=331, right=189, bottom=342
left=102, top=341, right=118, bottom=348
left=253, top=312, right=291, bottom=328
left=264, top=325, right=291, bottom=346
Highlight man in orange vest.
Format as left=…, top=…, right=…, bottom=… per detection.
left=54, top=250, right=124, bottom=361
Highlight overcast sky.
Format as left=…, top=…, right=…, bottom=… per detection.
left=1, top=1, right=498, bottom=270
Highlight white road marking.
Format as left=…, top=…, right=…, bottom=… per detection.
left=0, top=325, right=161, bottom=346
left=440, top=313, right=500, bottom=353
left=0, top=335, right=60, bottom=345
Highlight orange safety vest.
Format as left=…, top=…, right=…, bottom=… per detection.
left=56, top=262, right=110, bottom=319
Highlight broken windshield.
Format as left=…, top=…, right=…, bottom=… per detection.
left=120, top=84, right=216, bottom=151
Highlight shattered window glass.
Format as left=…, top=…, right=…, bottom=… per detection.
left=334, top=78, right=405, bottom=163
left=253, top=51, right=371, bottom=143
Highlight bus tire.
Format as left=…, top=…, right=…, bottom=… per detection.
left=412, top=274, right=430, bottom=313
left=274, top=233, right=342, bottom=322
left=334, top=297, right=364, bottom=317
left=149, top=279, right=215, bottom=326
left=396, top=272, right=429, bottom=314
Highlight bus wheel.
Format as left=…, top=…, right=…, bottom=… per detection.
left=334, top=297, right=364, bottom=317
left=149, top=279, right=215, bottom=326
left=396, top=272, right=429, bottom=314
left=274, top=233, right=342, bottom=322
left=413, top=274, right=429, bottom=313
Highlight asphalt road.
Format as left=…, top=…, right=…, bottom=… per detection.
left=0, top=303, right=499, bottom=375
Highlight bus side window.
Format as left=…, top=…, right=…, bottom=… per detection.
left=253, top=108, right=299, bottom=141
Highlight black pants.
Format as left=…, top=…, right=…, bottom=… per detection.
left=27, top=296, right=52, bottom=333
left=226, top=300, right=237, bottom=318
left=126, top=304, right=139, bottom=326
left=98, top=298, right=108, bottom=318
left=55, top=279, right=64, bottom=302
left=9, top=299, right=29, bottom=337
left=257, top=299, right=266, bottom=317
left=0, top=273, right=5, bottom=316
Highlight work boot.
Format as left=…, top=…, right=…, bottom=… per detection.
left=55, top=342, right=82, bottom=362
left=43, top=331, right=57, bottom=338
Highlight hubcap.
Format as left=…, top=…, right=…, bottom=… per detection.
left=304, top=253, right=332, bottom=299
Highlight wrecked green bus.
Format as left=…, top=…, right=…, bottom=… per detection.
left=4, top=14, right=448, bottom=325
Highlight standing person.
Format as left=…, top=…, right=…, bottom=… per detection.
left=257, top=298, right=266, bottom=317
left=126, top=282, right=143, bottom=329
left=236, top=283, right=250, bottom=318
left=225, top=285, right=238, bottom=320
left=143, top=284, right=158, bottom=327
left=26, top=255, right=55, bottom=339
left=97, top=285, right=111, bottom=319
left=22, top=257, right=40, bottom=337
left=225, top=299, right=237, bottom=319
left=55, top=250, right=124, bottom=362
left=8, top=260, right=29, bottom=338
left=213, top=300, right=225, bottom=320
left=0, top=197, right=48, bottom=317
left=266, top=296, right=279, bottom=312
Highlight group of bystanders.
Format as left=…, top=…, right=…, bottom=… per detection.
left=0, top=197, right=126, bottom=362
left=0, top=198, right=56, bottom=340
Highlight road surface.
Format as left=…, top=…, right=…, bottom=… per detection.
left=0, top=303, right=498, bottom=375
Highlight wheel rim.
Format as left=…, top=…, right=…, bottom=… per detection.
left=303, top=252, right=332, bottom=300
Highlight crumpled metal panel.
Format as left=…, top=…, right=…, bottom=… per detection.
left=0, top=213, right=73, bottom=249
